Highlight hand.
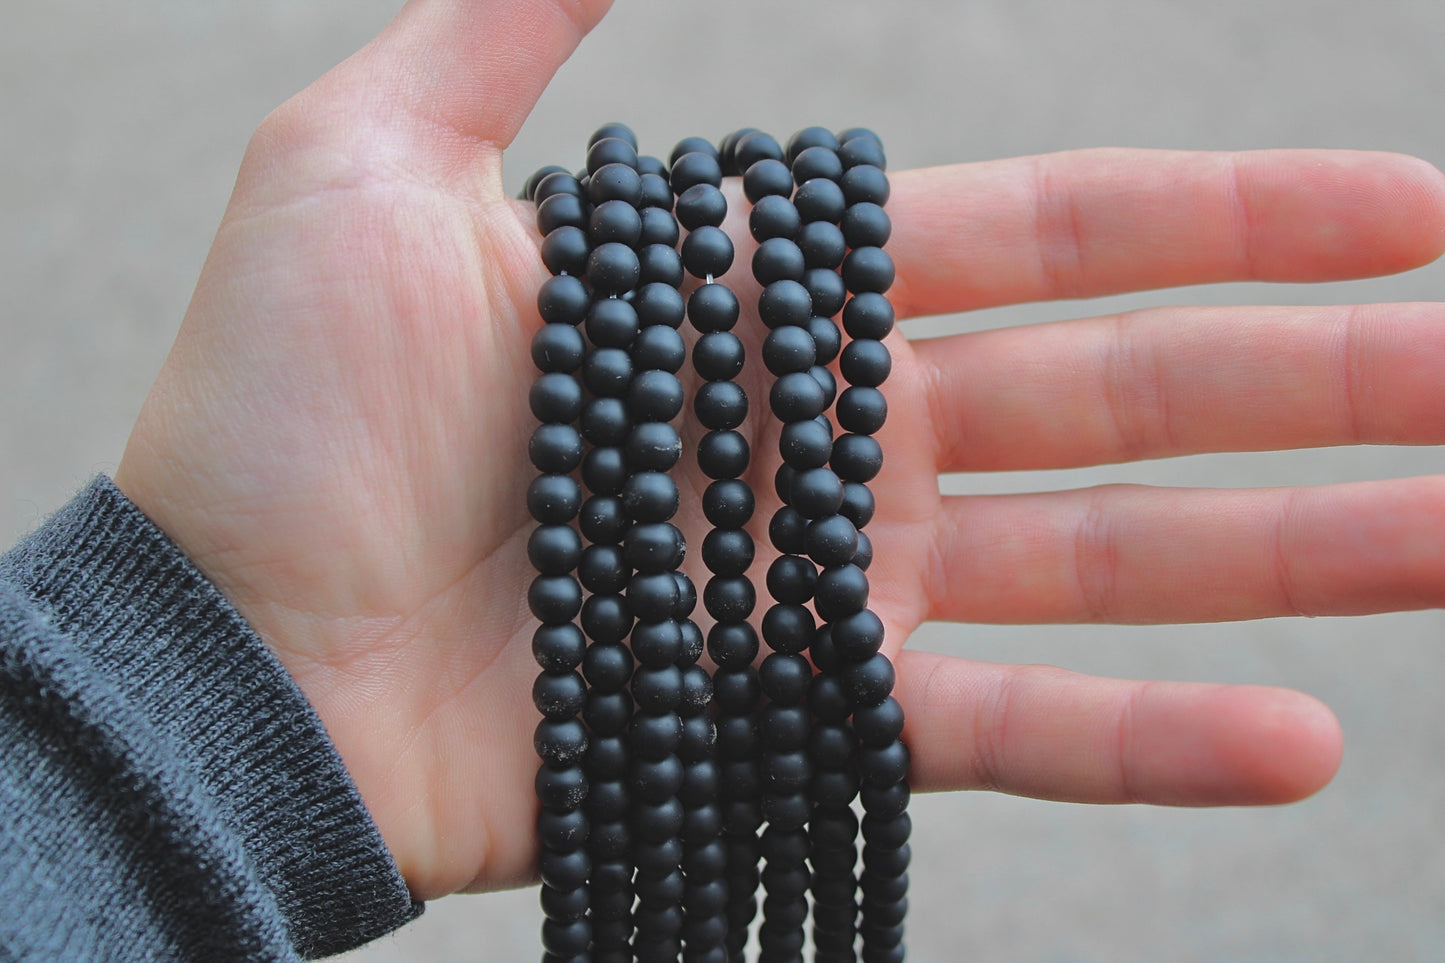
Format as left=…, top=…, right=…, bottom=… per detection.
left=113, top=0, right=1445, bottom=901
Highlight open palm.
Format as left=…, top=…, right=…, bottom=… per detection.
left=113, top=0, right=1445, bottom=901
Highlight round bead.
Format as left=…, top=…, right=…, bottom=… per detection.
left=787, top=126, right=841, bottom=162
left=779, top=419, right=833, bottom=470
left=679, top=667, right=714, bottom=716
left=540, top=882, right=590, bottom=923
left=693, top=380, right=747, bottom=430
left=842, top=201, right=892, bottom=248
left=635, top=281, right=685, bottom=327
left=810, top=723, right=857, bottom=770
left=753, top=237, right=806, bottom=284
left=860, top=780, right=910, bottom=820
left=713, top=666, right=761, bottom=714
left=758, top=280, right=813, bottom=329
left=806, top=515, right=859, bottom=569
left=529, top=424, right=583, bottom=474
left=671, top=151, right=723, bottom=193
left=632, top=665, right=683, bottom=714
left=702, top=528, right=754, bottom=577
left=676, top=183, right=727, bottom=230
left=638, top=170, right=674, bottom=210
left=630, top=754, right=686, bottom=804
left=697, top=430, right=749, bottom=480
left=794, top=178, right=847, bottom=224
left=631, top=620, right=683, bottom=668
left=809, top=672, right=852, bottom=723
left=843, top=292, right=896, bottom=340
left=809, top=320, right=844, bottom=369
left=832, top=433, right=884, bottom=482
left=584, top=692, right=633, bottom=736
left=770, top=372, right=828, bottom=421
left=631, top=324, right=686, bottom=374
left=587, top=819, right=631, bottom=858
left=761, top=326, right=816, bottom=376
left=812, top=769, right=860, bottom=808
left=862, top=812, right=913, bottom=853
left=810, top=365, right=838, bottom=407
left=581, top=446, right=626, bottom=496
left=718, top=127, right=759, bottom=173
left=774, top=464, right=797, bottom=503
left=842, top=246, right=895, bottom=294
left=629, top=713, right=683, bottom=761
left=589, top=198, right=642, bottom=246
left=528, top=473, right=581, bottom=525
left=681, top=225, right=734, bottom=278
left=797, top=220, right=846, bottom=270
left=761, top=791, right=810, bottom=831
left=589, top=123, right=639, bottom=151
left=763, top=751, right=812, bottom=794
left=841, top=338, right=892, bottom=387
left=579, top=495, right=628, bottom=545
left=702, top=479, right=754, bottom=528
left=692, top=331, right=745, bottom=381
left=576, top=544, right=625, bottom=598
left=588, top=162, right=642, bottom=206
left=854, top=698, right=906, bottom=747
left=535, top=718, right=589, bottom=765
left=536, top=191, right=588, bottom=234
left=637, top=243, right=684, bottom=287
left=743, top=158, right=794, bottom=204
left=540, top=846, right=591, bottom=892
left=840, top=481, right=877, bottom=528
left=628, top=369, right=684, bottom=422
left=535, top=276, right=590, bottom=329
left=670, top=135, right=719, bottom=166
left=792, top=145, right=844, bottom=184
left=761, top=605, right=816, bottom=657
left=581, top=594, right=632, bottom=646
left=749, top=193, right=801, bottom=241
left=845, top=653, right=896, bottom=707
left=838, top=129, right=887, bottom=169
left=584, top=297, right=639, bottom=349
left=533, top=669, right=586, bottom=719
left=788, top=468, right=843, bottom=522
left=583, top=641, right=632, bottom=693
left=541, top=225, right=590, bottom=277
left=860, top=741, right=911, bottom=788
left=623, top=521, right=684, bottom=573
left=687, top=282, right=740, bottom=333
left=841, top=164, right=891, bottom=206
left=855, top=530, right=874, bottom=571
left=736, top=131, right=786, bottom=171
left=531, top=322, right=585, bottom=374
left=587, top=243, right=642, bottom=296
left=833, top=609, right=886, bottom=662
left=639, top=205, right=682, bottom=247
left=762, top=704, right=811, bottom=751
left=627, top=572, right=681, bottom=624
left=766, top=555, right=817, bottom=604
left=803, top=269, right=848, bottom=320
left=525, top=164, right=570, bottom=201
left=534, top=170, right=584, bottom=205
left=528, top=523, right=583, bottom=575
left=703, top=575, right=756, bottom=622
left=533, top=622, right=586, bottom=673
left=837, top=385, right=888, bottom=435
left=768, top=506, right=808, bottom=555
left=814, top=564, right=870, bottom=621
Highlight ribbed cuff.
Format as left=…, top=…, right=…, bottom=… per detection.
left=2, top=477, right=422, bottom=957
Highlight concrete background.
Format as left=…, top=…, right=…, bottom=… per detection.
left=4, top=1, right=1444, bottom=960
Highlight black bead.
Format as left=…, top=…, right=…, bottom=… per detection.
left=580, top=347, right=630, bottom=398
left=713, top=665, right=762, bottom=714
left=637, top=243, right=684, bottom=287
left=842, top=246, right=895, bottom=294
left=697, top=430, right=749, bottom=480
left=627, top=572, right=681, bottom=624
left=687, top=282, right=740, bottom=333
left=535, top=717, right=589, bottom=766
left=742, top=158, right=794, bottom=204
left=702, top=528, right=754, bottom=577
left=810, top=673, right=852, bottom=724
left=833, top=608, right=885, bottom=662
left=525, top=164, right=570, bottom=201
left=535, top=275, right=590, bottom=328
left=768, top=506, right=808, bottom=555
left=766, top=555, right=817, bottom=605
left=838, top=129, right=887, bottom=169
left=540, top=882, right=590, bottom=923
left=787, top=126, right=841, bottom=162
left=528, top=473, right=581, bottom=525
left=810, top=365, right=838, bottom=408
left=632, top=665, right=683, bottom=714
left=804, top=515, right=859, bottom=569
left=774, top=464, right=798, bottom=503
left=631, top=752, right=685, bottom=802
left=840, top=481, right=877, bottom=529
left=815, top=564, right=870, bottom=621
left=803, top=269, right=848, bottom=321
left=531, top=322, right=586, bottom=374
left=860, top=781, right=910, bottom=821
left=578, top=495, right=628, bottom=546
left=763, top=752, right=812, bottom=796
left=676, top=183, right=727, bottom=230
left=832, top=433, right=884, bottom=483
left=639, top=204, right=681, bottom=247
left=534, top=669, right=586, bottom=719
left=692, top=331, right=745, bottom=381
left=628, top=713, right=683, bottom=761
left=681, top=225, right=734, bottom=279
left=761, top=326, right=816, bottom=377
left=837, top=385, right=888, bottom=435
left=585, top=692, right=633, bottom=736
left=736, top=131, right=786, bottom=171
left=528, top=523, right=583, bottom=575
left=792, top=145, right=845, bottom=184
left=841, top=164, right=891, bottom=206
left=862, top=811, right=912, bottom=851
left=586, top=735, right=629, bottom=781
left=631, top=324, right=686, bottom=373
left=843, top=292, right=896, bottom=341
left=761, top=604, right=816, bottom=656
left=703, top=479, right=755, bottom=528
left=537, top=191, right=588, bottom=234
left=670, top=135, right=719, bottom=166
left=749, top=193, right=801, bottom=242
left=707, top=621, right=759, bottom=667
left=671, top=151, right=723, bottom=193
left=761, top=791, right=811, bottom=830
left=676, top=578, right=700, bottom=624
left=587, top=819, right=631, bottom=859
left=809, top=722, right=857, bottom=770
left=534, top=170, right=584, bottom=205
left=854, top=530, right=874, bottom=572
left=588, top=162, right=643, bottom=206
left=789, top=466, right=844, bottom=520
left=589, top=122, right=639, bottom=151
left=541, top=225, right=590, bottom=277
left=623, top=521, right=684, bottom=573
left=760, top=653, right=815, bottom=709
left=631, top=619, right=683, bottom=668
left=842, top=201, right=892, bottom=248
left=860, top=742, right=910, bottom=789
left=581, top=446, right=627, bottom=496
left=635, top=281, right=685, bottom=328
left=588, top=243, right=642, bottom=296
left=794, top=178, right=847, bottom=224
left=704, top=575, right=756, bottom=621
left=590, top=198, right=642, bottom=245
left=533, top=622, right=586, bottom=672
left=718, top=127, right=759, bottom=174
left=797, top=222, right=846, bottom=272
left=770, top=372, right=828, bottom=421
left=581, top=594, right=633, bottom=646
left=585, top=297, right=639, bottom=349
left=780, top=418, right=833, bottom=470
left=692, top=380, right=747, bottom=430
left=536, top=761, right=588, bottom=811
left=529, top=424, right=583, bottom=474
left=853, top=697, right=905, bottom=747
left=628, top=369, right=684, bottom=422
left=758, top=280, right=813, bottom=329
left=845, top=653, right=896, bottom=707
left=841, top=338, right=892, bottom=387
left=539, top=846, right=591, bottom=891
left=639, top=170, right=674, bottom=210
left=753, top=237, right=806, bottom=284
left=622, top=471, right=679, bottom=523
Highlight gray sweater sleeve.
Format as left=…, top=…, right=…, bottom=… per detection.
left=0, top=477, right=422, bottom=960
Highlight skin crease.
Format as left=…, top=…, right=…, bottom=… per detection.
left=110, top=0, right=1445, bottom=901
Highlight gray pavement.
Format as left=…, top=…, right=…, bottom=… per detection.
left=5, top=1, right=1445, bottom=960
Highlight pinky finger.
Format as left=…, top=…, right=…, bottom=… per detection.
left=896, top=649, right=1343, bottom=807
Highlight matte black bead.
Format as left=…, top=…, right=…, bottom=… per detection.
left=639, top=170, right=674, bottom=210
left=803, top=269, right=848, bottom=321
left=587, top=140, right=640, bottom=179
left=528, top=474, right=581, bottom=525
left=837, top=385, right=888, bottom=435
left=774, top=463, right=797, bottom=503
left=841, top=164, right=891, bottom=206
left=585, top=297, right=639, bottom=349
left=582, top=346, right=633, bottom=398
left=692, top=331, right=745, bottom=381
left=579, top=495, right=628, bottom=545
left=832, top=433, right=884, bottom=483
left=762, top=325, right=816, bottom=376
left=531, top=322, right=585, bottom=374
left=679, top=667, right=714, bottom=716
left=766, top=555, right=817, bottom=605
left=587, top=818, right=631, bottom=858
left=806, top=514, right=859, bottom=568
left=589, top=162, right=643, bottom=206
left=631, top=324, right=686, bottom=373
left=588, top=242, right=642, bottom=296
left=702, top=528, right=754, bottom=577
left=637, top=243, right=684, bottom=287
left=862, top=895, right=908, bottom=927
left=622, top=471, right=679, bottom=523
left=704, top=575, right=756, bottom=621
left=859, top=741, right=911, bottom=788
left=533, top=622, right=586, bottom=673
left=586, top=733, right=629, bottom=778
left=697, top=430, right=750, bottom=480
left=534, top=669, right=586, bottom=719
left=628, top=369, right=684, bottom=422
left=631, top=799, right=685, bottom=847
left=809, top=670, right=853, bottom=726
left=796, top=221, right=846, bottom=272
left=525, top=164, right=570, bottom=201
left=845, top=653, right=896, bottom=707
left=768, top=506, right=808, bottom=555
left=535, top=717, right=589, bottom=765
left=529, top=574, right=583, bottom=625
left=810, top=804, right=860, bottom=845
left=670, top=135, right=719, bottom=166
left=753, top=237, right=806, bottom=284
left=639, top=204, right=682, bottom=247
left=671, top=151, right=723, bottom=193
left=840, top=481, right=877, bottom=528
left=528, top=523, right=583, bottom=575
left=694, top=380, right=747, bottom=430
left=623, top=521, right=684, bottom=573
left=713, top=666, right=762, bottom=714
left=632, top=665, right=683, bottom=714
left=718, top=127, right=759, bottom=174
left=636, top=868, right=686, bottom=906
left=853, top=697, right=905, bottom=747
left=834, top=608, right=886, bottom=662
left=760, top=656, right=814, bottom=710
left=535, top=761, right=587, bottom=810
left=787, top=126, right=841, bottom=162
left=838, top=128, right=887, bottom=169
left=758, top=280, right=813, bottom=329
left=589, top=122, right=639, bottom=151
left=842, top=201, right=892, bottom=248
left=789, top=467, right=844, bottom=520
left=540, top=882, right=590, bottom=923
left=537, top=191, right=588, bottom=234
left=815, top=564, right=869, bottom=621
left=631, top=750, right=685, bottom=802
left=535, top=276, right=590, bottom=329
left=792, top=145, right=844, bottom=185
left=681, top=225, right=734, bottom=279
left=540, top=847, right=591, bottom=891
left=702, top=479, right=755, bottom=528
left=794, top=178, right=847, bottom=224
left=770, top=371, right=828, bottom=421
left=635, top=280, right=685, bottom=327
left=749, top=193, right=801, bottom=242
left=862, top=812, right=912, bottom=851
left=676, top=183, right=727, bottom=230
left=585, top=692, right=633, bottom=736
left=629, top=713, right=683, bottom=761
left=581, top=594, right=633, bottom=646
left=761, top=604, right=816, bottom=656
left=810, top=723, right=857, bottom=770
left=627, top=572, right=681, bottom=623
left=687, top=282, right=741, bottom=333
left=841, top=338, right=892, bottom=387
left=590, top=198, right=642, bottom=246
left=580, top=397, right=629, bottom=446
left=810, top=365, right=838, bottom=408
left=843, top=291, right=896, bottom=340
left=541, top=225, right=590, bottom=277
left=780, top=418, right=833, bottom=470
left=707, top=622, right=759, bottom=667
left=677, top=583, right=701, bottom=625
left=581, top=446, right=627, bottom=496
left=842, top=246, right=895, bottom=294
left=761, top=791, right=810, bottom=830
left=854, top=529, right=874, bottom=572
left=534, top=170, right=584, bottom=205
left=736, top=131, right=786, bottom=171
left=631, top=619, right=683, bottom=668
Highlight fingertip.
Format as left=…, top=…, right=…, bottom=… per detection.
left=1219, top=686, right=1343, bottom=805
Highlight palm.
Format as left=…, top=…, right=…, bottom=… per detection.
left=115, top=0, right=1445, bottom=903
